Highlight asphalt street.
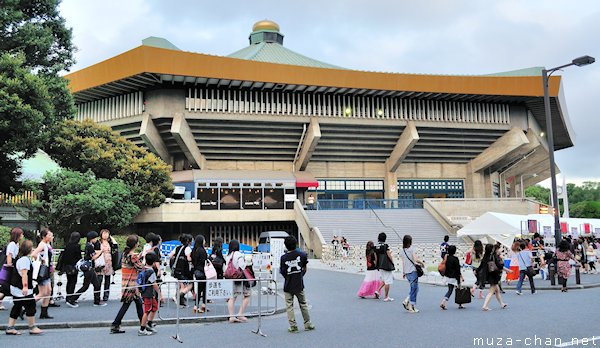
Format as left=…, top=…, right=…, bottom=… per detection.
left=2, top=269, right=599, bottom=348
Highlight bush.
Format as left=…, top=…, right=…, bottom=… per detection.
left=0, top=225, right=11, bottom=247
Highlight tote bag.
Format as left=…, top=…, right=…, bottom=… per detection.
left=204, top=260, right=217, bottom=280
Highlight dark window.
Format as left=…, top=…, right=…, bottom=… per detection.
left=220, top=188, right=240, bottom=210
left=198, top=187, right=218, bottom=210
left=264, top=189, right=284, bottom=209
left=242, top=188, right=262, bottom=210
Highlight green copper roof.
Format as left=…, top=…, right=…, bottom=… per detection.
left=227, top=20, right=344, bottom=70
left=227, top=42, right=345, bottom=69
left=484, top=67, right=544, bottom=77
left=142, top=37, right=181, bottom=51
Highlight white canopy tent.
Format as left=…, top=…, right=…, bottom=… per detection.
left=457, top=212, right=527, bottom=247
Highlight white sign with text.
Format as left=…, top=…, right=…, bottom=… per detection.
left=270, top=238, right=286, bottom=268
left=206, top=280, right=233, bottom=299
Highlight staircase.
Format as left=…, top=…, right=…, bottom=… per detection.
left=306, top=209, right=458, bottom=248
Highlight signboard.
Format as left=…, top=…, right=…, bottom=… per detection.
left=284, top=194, right=296, bottom=202
left=543, top=226, right=552, bottom=239
left=206, top=280, right=233, bottom=299
left=570, top=227, right=578, bottom=236
left=252, top=253, right=272, bottom=273
left=270, top=238, right=286, bottom=268
left=595, top=228, right=600, bottom=237
left=528, top=220, right=538, bottom=233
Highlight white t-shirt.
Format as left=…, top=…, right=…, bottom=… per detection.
left=226, top=251, right=246, bottom=270
left=6, top=241, right=18, bottom=263
left=401, top=247, right=417, bottom=275
left=10, top=256, right=33, bottom=297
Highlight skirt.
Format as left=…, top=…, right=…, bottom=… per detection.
left=357, top=270, right=383, bottom=298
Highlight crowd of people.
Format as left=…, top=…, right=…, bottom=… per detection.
left=0, top=227, right=314, bottom=336
left=356, top=232, right=600, bottom=313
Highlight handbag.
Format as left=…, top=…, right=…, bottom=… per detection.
left=0, top=265, right=14, bottom=294
left=112, top=251, right=123, bottom=271
left=243, top=266, right=256, bottom=287
left=204, top=260, right=217, bottom=280
left=455, top=286, right=472, bottom=305
left=377, top=244, right=395, bottom=271
left=404, top=248, right=424, bottom=277
left=487, top=255, right=499, bottom=273
left=94, top=251, right=106, bottom=270
left=37, top=264, right=50, bottom=282
left=224, top=255, right=244, bottom=279
left=438, top=255, right=447, bottom=276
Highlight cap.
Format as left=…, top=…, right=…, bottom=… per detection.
left=87, top=231, right=99, bottom=240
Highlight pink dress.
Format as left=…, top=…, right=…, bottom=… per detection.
left=357, top=253, right=383, bottom=298
left=97, top=241, right=114, bottom=276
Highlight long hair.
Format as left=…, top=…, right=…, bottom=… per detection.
left=123, top=235, right=139, bottom=256
left=18, top=240, right=33, bottom=259
left=402, top=235, right=412, bottom=249
left=483, top=243, right=494, bottom=260
left=473, top=240, right=483, bottom=258
left=68, top=232, right=81, bottom=244
left=212, top=237, right=223, bottom=255
left=228, top=239, right=240, bottom=255
left=365, top=241, right=375, bottom=257
left=10, top=227, right=23, bottom=243
left=192, top=235, right=205, bottom=260
left=100, top=229, right=110, bottom=242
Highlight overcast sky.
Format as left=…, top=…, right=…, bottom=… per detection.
left=50, top=0, right=600, bottom=185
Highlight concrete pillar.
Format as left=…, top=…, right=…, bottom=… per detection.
left=294, top=118, right=321, bottom=171
left=385, top=121, right=419, bottom=173
left=139, top=113, right=172, bottom=164
left=384, top=171, right=398, bottom=200
left=469, top=127, right=530, bottom=173
left=170, top=113, right=206, bottom=169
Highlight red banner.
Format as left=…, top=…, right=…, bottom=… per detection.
left=528, top=220, right=538, bottom=233
left=584, top=223, right=592, bottom=233
left=560, top=222, right=568, bottom=234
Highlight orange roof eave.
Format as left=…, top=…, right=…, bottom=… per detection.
left=65, top=45, right=562, bottom=97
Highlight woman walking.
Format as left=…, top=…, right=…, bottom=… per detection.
left=514, top=241, right=536, bottom=295
left=0, top=227, right=23, bottom=310
left=468, top=240, right=485, bottom=299
left=440, top=245, right=464, bottom=309
left=479, top=244, right=507, bottom=311
left=225, top=239, right=250, bottom=323
left=72, top=231, right=105, bottom=306
left=58, top=232, right=82, bottom=308
left=210, top=237, right=226, bottom=279
left=357, top=241, right=382, bottom=299
left=5, top=240, right=43, bottom=335
left=556, top=240, right=579, bottom=292
left=400, top=235, right=425, bottom=313
left=97, top=229, right=116, bottom=302
left=191, top=235, right=209, bottom=314
left=110, top=235, right=144, bottom=334
left=170, top=234, right=193, bottom=307
left=31, top=229, right=54, bottom=319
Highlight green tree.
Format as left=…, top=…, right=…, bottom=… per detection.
left=524, top=185, right=550, bottom=204
left=570, top=201, right=600, bottom=219
left=31, top=170, right=140, bottom=240
left=45, top=119, right=173, bottom=208
left=0, top=0, right=75, bottom=192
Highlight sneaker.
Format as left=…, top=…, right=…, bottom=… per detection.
left=93, top=301, right=108, bottom=307
left=515, top=291, right=522, bottom=296
left=383, top=297, right=394, bottom=302
left=148, top=322, right=157, bottom=329
left=66, top=301, right=79, bottom=308
left=110, top=327, right=125, bottom=334
left=145, top=326, right=157, bottom=333
left=531, top=291, right=536, bottom=295
left=138, top=329, right=154, bottom=336
left=288, top=326, right=299, bottom=333
left=402, top=297, right=409, bottom=310
left=305, top=323, right=316, bottom=331
left=374, top=291, right=380, bottom=299
left=408, top=304, right=420, bottom=313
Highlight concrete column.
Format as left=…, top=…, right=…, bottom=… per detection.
left=294, top=118, right=321, bottom=171
left=139, top=113, right=172, bottom=164
left=170, top=113, right=206, bottom=169
left=384, top=171, right=398, bottom=200
left=469, top=127, right=530, bottom=172
left=385, top=121, right=419, bottom=173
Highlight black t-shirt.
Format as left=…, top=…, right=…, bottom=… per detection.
left=280, top=250, right=308, bottom=294
left=84, top=242, right=96, bottom=267
left=375, top=243, right=394, bottom=271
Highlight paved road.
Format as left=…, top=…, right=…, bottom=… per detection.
left=2, top=269, right=599, bottom=348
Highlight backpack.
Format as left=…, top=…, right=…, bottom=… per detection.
left=0, top=246, right=7, bottom=267
left=136, top=269, right=147, bottom=292
left=170, top=246, right=188, bottom=277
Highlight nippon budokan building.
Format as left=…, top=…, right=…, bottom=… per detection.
left=65, top=20, right=574, bottom=256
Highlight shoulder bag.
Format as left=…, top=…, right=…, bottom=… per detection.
left=224, top=254, right=244, bottom=279
left=487, top=255, right=499, bottom=273
left=204, top=260, right=217, bottom=280
left=377, top=245, right=395, bottom=271
left=518, top=252, right=534, bottom=277
left=404, top=248, right=424, bottom=277
left=438, top=255, right=447, bottom=276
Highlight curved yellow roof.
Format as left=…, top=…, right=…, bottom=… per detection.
left=252, top=20, right=280, bottom=32
left=65, top=45, right=561, bottom=97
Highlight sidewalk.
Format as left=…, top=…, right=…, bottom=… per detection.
left=0, top=272, right=286, bottom=330
left=309, top=259, right=600, bottom=290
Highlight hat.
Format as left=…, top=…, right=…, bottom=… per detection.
left=87, top=231, right=99, bottom=240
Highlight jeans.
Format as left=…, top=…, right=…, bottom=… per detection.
left=444, top=284, right=455, bottom=300
left=66, top=273, right=78, bottom=303
left=516, top=269, right=536, bottom=293
left=74, top=270, right=100, bottom=303
left=112, top=298, right=143, bottom=327
left=97, top=274, right=111, bottom=301
left=406, top=271, right=419, bottom=305
left=284, top=291, right=311, bottom=328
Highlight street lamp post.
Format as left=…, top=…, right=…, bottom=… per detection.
left=542, top=55, right=594, bottom=248
left=520, top=173, right=538, bottom=199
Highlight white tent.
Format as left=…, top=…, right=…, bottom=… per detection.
left=457, top=212, right=525, bottom=247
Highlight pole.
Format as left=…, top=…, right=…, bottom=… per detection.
left=252, top=277, right=267, bottom=337
left=172, top=282, right=183, bottom=343
left=542, top=68, right=562, bottom=249
left=520, top=175, right=524, bottom=199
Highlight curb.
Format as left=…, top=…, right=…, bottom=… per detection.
left=0, top=307, right=287, bottom=331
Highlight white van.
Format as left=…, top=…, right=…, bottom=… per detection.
left=257, top=231, right=289, bottom=252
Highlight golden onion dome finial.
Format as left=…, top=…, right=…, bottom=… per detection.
left=252, top=20, right=280, bottom=33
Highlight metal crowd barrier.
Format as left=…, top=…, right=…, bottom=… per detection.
left=158, top=277, right=278, bottom=342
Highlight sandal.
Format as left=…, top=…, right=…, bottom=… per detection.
left=229, top=317, right=241, bottom=323
left=440, top=304, right=447, bottom=310
left=237, top=316, right=248, bottom=322
left=29, top=327, right=43, bottom=335
left=6, top=328, right=21, bottom=335
left=192, top=306, right=198, bottom=313
left=482, top=307, right=491, bottom=311
left=501, top=304, right=508, bottom=309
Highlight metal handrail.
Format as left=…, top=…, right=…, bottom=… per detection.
left=315, top=199, right=423, bottom=210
